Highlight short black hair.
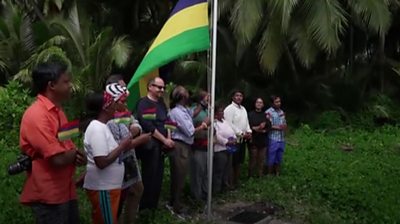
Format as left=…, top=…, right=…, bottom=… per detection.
left=215, top=103, right=226, bottom=112
left=106, top=74, right=124, bottom=85
left=32, top=62, right=68, bottom=94
left=230, top=89, right=244, bottom=98
left=85, top=92, right=104, bottom=116
left=80, top=92, right=104, bottom=132
left=270, top=95, right=280, bottom=104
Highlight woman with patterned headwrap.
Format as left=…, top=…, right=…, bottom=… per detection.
left=82, top=88, right=150, bottom=224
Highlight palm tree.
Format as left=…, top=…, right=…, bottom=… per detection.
left=219, top=0, right=393, bottom=75
left=214, top=0, right=399, bottom=113
left=0, top=0, right=69, bottom=84
left=48, top=1, right=132, bottom=92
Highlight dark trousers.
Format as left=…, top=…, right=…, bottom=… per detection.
left=169, top=141, right=190, bottom=212
left=136, top=143, right=164, bottom=210
left=213, top=151, right=229, bottom=194
left=31, top=200, right=79, bottom=224
left=230, top=141, right=247, bottom=186
left=190, top=148, right=208, bottom=200
left=248, top=145, right=266, bottom=177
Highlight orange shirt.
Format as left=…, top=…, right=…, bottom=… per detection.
left=19, top=94, right=77, bottom=204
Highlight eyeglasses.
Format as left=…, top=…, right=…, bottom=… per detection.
left=151, top=84, right=165, bottom=90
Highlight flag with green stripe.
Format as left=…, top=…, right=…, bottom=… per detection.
left=127, top=0, right=210, bottom=110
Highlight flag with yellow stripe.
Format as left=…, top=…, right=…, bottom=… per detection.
left=127, top=0, right=210, bottom=110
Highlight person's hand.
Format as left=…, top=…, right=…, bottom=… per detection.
left=259, top=122, right=266, bottom=129
left=75, top=150, right=87, bottom=166
left=279, top=124, right=287, bottom=130
left=119, top=137, right=133, bottom=151
left=130, top=125, right=141, bottom=137
left=75, top=173, right=85, bottom=188
left=163, top=138, right=175, bottom=148
left=131, top=133, right=152, bottom=147
left=227, top=139, right=236, bottom=145
left=199, top=122, right=208, bottom=130
left=203, top=117, right=211, bottom=126
left=243, top=132, right=252, bottom=139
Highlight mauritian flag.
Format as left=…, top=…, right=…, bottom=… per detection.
left=164, top=119, right=178, bottom=131
left=127, top=0, right=210, bottom=110
left=113, top=111, right=132, bottom=125
left=58, top=120, right=80, bottom=141
left=142, top=107, right=157, bottom=120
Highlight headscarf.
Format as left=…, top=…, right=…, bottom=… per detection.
left=103, top=83, right=127, bottom=109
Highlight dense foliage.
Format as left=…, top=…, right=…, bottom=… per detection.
left=1, top=0, right=400, bottom=223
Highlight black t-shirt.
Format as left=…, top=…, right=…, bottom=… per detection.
left=248, top=110, right=269, bottom=147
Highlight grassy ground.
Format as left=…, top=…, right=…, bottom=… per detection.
left=1, top=125, right=400, bottom=223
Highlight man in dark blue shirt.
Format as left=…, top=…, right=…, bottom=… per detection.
left=135, top=77, right=174, bottom=210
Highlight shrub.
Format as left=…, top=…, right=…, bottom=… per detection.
left=0, top=81, right=34, bottom=223
left=0, top=81, right=33, bottom=148
left=310, top=110, right=344, bottom=130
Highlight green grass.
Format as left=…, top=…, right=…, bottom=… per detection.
left=224, top=125, right=400, bottom=224
left=1, top=126, right=400, bottom=223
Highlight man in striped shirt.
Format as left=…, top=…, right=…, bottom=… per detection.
left=265, top=95, right=287, bottom=176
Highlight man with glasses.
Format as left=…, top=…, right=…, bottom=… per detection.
left=135, top=77, right=174, bottom=210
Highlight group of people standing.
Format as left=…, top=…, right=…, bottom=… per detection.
left=17, top=61, right=287, bottom=224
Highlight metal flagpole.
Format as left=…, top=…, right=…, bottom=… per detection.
left=207, top=0, right=218, bottom=220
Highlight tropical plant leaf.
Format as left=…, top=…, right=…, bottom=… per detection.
left=302, top=0, right=347, bottom=54
left=267, top=0, right=299, bottom=33
left=289, top=16, right=319, bottom=67
left=218, top=0, right=235, bottom=19
left=38, top=35, right=67, bottom=50
left=13, top=68, right=30, bottom=83
left=19, top=15, right=35, bottom=54
left=111, top=36, right=132, bottom=67
left=230, top=0, right=265, bottom=45
left=348, top=0, right=391, bottom=36
left=49, top=2, right=86, bottom=64
left=258, top=19, right=285, bottom=74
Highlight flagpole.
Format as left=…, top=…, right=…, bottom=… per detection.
left=207, top=0, right=218, bottom=220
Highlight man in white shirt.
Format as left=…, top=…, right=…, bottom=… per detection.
left=223, top=90, right=252, bottom=187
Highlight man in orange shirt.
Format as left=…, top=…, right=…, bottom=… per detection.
left=19, top=62, right=86, bottom=224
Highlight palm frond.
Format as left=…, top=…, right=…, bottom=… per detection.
left=230, top=0, right=265, bottom=45
left=13, top=46, right=70, bottom=84
left=0, top=18, right=10, bottom=38
left=110, top=36, right=132, bottom=67
left=302, top=0, right=347, bottom=54
left=348, top=0, right=391, bottom=36
left=48, top=2, right=86, bottom=64
left=52, top=0, right=64, bottom=10
left=38, top=35, right=67, bottom=50
left=289, top=18, right=319, bottom=68
left=176, top=60, right=207, bottom=75
left=0, top=59, right=10, bottom=76
left=258, top=19, right=285, bottom=74
left=13, top=68, right=30, bottom=83
left=19, top=15, right=35, bottom=54
left=218, top=0, right=235, bottom=18
left=267, top=0, right=299, bottom=33
left=35, top=46, right=70, bottom=66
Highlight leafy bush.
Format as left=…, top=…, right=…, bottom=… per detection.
left=0, top=81, right=34, bottom=223
left=0, top=81, right=33, bottom=147
left=310, top=110, right=344, bottom=130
